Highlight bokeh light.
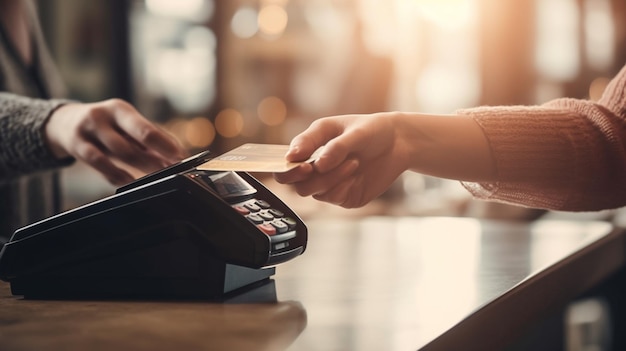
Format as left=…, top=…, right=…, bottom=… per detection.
left=231, top=6, right=259, bottom=39
left=184, top=117, right=216, bottom=148
left=257, top=96, right=287, bottom=126
left=258, top=4, right=289, bottom=37
left=215, top=108, right=244, bottom=138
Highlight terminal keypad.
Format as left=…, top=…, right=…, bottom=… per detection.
left=232, top=199, right=297, bottom=241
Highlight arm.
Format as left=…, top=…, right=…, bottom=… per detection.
left=0, top=93, right=186, bottom=185
left=460, top=85, right=626, bottom=210
left=277, top=65, right=626, bottom=211
left=275, top=112, right=494, bottom=208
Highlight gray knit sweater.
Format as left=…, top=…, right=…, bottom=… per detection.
left=0, top=1, right=74, bottom=239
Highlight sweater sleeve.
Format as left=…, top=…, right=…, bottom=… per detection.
left=457, top=65, right=626, bottom=211
left=0, top=92, right=74, bottom=179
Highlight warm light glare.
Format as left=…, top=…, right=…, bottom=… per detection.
left=146, top=0, right=213, bottom=21
left=416, top=64, right=480, bottom=113
left=529, top=220, right=612, bottom=271
left=536, top=0, right=581, bottom=81
left=257, top=96, right=287, bottom=126
left=154, top=45, right=216, bottom=113
left=258, top=4, right=289, bottom=36
left=411, top=0, right=475, bottom=28
left=184, top=117, right=215, bottom=148
left=215, top=109, right=244, bottom=138
left=405, top=217, right=481, bottom=334
left=584, top=0, right=614, bottom=71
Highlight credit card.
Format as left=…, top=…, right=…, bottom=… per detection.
left=197, top=143, right=321, bottom=173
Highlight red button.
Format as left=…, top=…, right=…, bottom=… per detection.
left=257, top=223, right=276, bottom=235
left=232, top=205, right=250, bottom=215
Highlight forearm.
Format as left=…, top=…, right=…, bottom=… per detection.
left=393, top=112, right=495, bottom=181
left=0, top=92, right=74, bottom=178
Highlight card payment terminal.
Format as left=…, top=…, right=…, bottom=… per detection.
left=0, top=150, right=308, bottom=299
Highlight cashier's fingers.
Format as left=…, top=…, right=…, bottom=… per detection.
left=73, top=142, right=135, bottom=185
left=87, top=122, right=173, bottom=173
left=110, top=100, right=186, bottom=161
left=45, top=99, right=186, bottom=185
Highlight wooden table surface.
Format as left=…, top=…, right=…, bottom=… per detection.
left=1, top=217, right=624, bottom=351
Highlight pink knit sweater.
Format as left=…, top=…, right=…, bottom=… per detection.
left=459, top=64, right=626, bottom=211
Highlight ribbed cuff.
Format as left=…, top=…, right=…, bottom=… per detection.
left=0, top=94, right=75, bottom=178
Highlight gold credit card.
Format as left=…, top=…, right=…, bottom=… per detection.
left=197, top=143, right=321, bottom=173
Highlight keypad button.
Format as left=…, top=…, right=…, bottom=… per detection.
left=268, top=208, right=284, bottom=218
left=246, top=214, right=264, bottom=224
left=256, top=200, right=271, bottom=209
left=257, top=223, right=276, bottom=235
left=259, top=211, right=274, bottom=221
left=244, top=202, right=262, bottom=212
left=281, top=217, right=297, bottom=230
left=235, top=198, right=298, bottom=239
left=270, top=219, right=289, bottom=233
left=232, top=205, right=250, bottom=215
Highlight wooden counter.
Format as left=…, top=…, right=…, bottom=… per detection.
left=1, top=217, right=624, bottom=350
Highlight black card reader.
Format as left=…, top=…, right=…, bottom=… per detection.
left=0, top=150, right=307, bottom=299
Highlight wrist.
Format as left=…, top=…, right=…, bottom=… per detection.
left=392, top=112, right=495, bottom=181
left=389, top=112, right=429, bottom=172
left=43, top=103, right=74, bottom=159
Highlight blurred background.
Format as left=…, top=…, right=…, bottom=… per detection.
left=35, top=0, right=626, bottom=220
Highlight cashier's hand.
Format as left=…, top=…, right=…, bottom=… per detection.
left=44, top=99, right=186, bottom=185
left=274, top=113, right=411, bottom=208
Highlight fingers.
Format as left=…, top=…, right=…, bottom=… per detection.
left=290, top=159, right=359, bottom=197
left=73, top=142, right=135, bottom=185
left=280, top=113, right=404, bottom=208
left=287, top=125, right=348, bottom=174
left=313, top=177, right=358, bottom=207
left=274, top=163, right=314, bottom=184
left=45, top=99, right=187, bottom=186
left=77, top=100, right=181, bottom=174
left=107, top=99, right=186, bottom=161
left=285, top=118, right=344, bottom=162
left=87, top=124, right=171, bottom=174
left=287, top=115, right=374, bottom=174
left=275, top=157, right=364, bottom=207
left=312, top=136, right=354, bottom=173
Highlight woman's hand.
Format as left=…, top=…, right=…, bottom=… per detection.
left=274, top=113, right=412, bottom=208
left=44, top=99, right=186, bottom=185
left=275, top=112, right=494, bottom=208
